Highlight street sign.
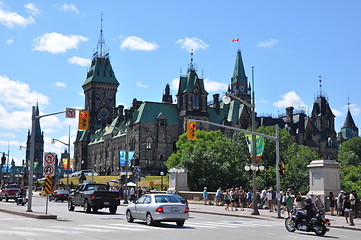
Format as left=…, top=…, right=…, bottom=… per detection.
left=44, top=176, right=53, bottom=194
left=44, top=152, right=56, bottom=165
left=65, top=108, right=76, bottom=118
left=44, top=152, right=56, bottom=176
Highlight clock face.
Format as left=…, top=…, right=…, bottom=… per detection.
left=239, top=85, right=245, bottom=93
left=108, top=96, right=113, bottom=102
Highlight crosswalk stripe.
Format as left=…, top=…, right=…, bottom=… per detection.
left=0, top=230, right=39, bottom=236
left=82, top=224, right=145, bottom=231
left=13, top=227, right=81, bottom=234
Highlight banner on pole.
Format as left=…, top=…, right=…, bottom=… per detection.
left=120, top=150, right=134, bottom=166
left=244, top=134, right=265, bottom=162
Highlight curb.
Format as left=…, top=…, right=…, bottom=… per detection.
left=0, top=207, right=57, bottom=219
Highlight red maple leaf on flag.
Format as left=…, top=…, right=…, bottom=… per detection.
left=232, top=38, right=239, bottom=42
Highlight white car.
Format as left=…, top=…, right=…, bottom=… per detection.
left=126, top=194, right=189, bottom=227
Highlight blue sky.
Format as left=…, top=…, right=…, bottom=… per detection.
left=1, top=0, right=360, bottom=166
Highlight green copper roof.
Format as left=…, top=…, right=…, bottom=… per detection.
left=231, top=50, right=247, bottom=84
left=83, top=57, right=119, bottom=87
left=178, top=70, right=208, bottom=94
left=134, top=102, right=180, bottom=125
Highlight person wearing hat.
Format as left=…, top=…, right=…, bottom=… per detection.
left=337, top=190, right=346, bottom=216
left=350, top=190, right=357, bottom=218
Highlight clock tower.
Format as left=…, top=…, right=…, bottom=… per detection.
left=230, top=50, right=251, bottom=104
left=82, top=19, right=119, bottom=131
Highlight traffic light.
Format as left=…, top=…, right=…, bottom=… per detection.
left=78, top=110, right=89, bottom=130
left=279, top=163, right=285, bottom=175
left=187, top=121, right=197, bottom=140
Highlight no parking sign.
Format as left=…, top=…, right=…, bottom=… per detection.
left=43, top=152, right=56, bottom=176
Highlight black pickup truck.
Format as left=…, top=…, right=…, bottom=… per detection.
left=68, top=182, right=120, bottom=214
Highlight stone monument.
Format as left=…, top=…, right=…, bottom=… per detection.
left=168, top=167, right=189, bottom=191
left=307, top=160, right=341, bottom=210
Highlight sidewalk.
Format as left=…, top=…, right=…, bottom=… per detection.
left=188, top=201, right=361, bottom=231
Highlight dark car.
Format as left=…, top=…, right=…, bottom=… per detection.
left=173, top=194, right=188, bottom=206
left=49, top=190, right=70, bottom=202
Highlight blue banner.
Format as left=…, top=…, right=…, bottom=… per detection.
left=120, top=150, right=134, bottom=166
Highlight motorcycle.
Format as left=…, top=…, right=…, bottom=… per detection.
left=285, top=207, right=330, bottom=236
left=15, top=193, right=27, bottom=206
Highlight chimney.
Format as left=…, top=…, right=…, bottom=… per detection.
left=213, top=94, right=219, bottom=108
left=286, top=106, right=294, bottom=123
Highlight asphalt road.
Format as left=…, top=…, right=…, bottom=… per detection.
left=0, top=197, right=359, bottom=240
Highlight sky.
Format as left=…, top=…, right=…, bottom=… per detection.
left=1, top=0, right=361, bottom=166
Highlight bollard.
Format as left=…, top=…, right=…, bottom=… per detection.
left=349, top=210, right=355, bottom=226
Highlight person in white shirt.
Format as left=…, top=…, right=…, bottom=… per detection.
left=259, top=187, right=267, bottom=209
left=266, top=188, right=274, bottom=212
left=350, top=190, right=357, bottom=218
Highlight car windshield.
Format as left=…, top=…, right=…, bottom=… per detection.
left=85, top=185, right=108, bottom=191
left=7, top=185, right=21, bottom=189
left=56, top=190, right=69, bottom=194
left=155, top=195, right=180, bottom=203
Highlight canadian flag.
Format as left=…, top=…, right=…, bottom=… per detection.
left=232, top=38, right=239, bottom=42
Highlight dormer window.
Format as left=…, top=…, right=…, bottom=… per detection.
left=193, top=89, right=200, bottom=109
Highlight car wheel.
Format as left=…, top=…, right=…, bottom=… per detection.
left=55, top=199, right=58, bottom=202
left=176, top=220, right=185, bottom=227
left=0, top=197, right=2, bottom=201
left=109, top=206, right=117, bottom=214
left=68, top=199, right=75, bottom=211
left=126, top=210, right=134, bottom=222
left=5, top=195, right=9, bottom=202
left=84, top=200, right=91, bottom=213
left=146, top=213, right=155, bottom=226
left=92, top=207, right=98, bottom=213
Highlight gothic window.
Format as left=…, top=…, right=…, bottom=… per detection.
left=325, top=119, right=330, bottom=128
left=193, top=89, right=200, bottom=109
left=146, top=137, right=153, bottom=150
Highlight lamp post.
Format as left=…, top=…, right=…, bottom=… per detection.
left=51, top=125, right=71, bottom=189
left=160, top=171, right=164, bottom=190
left=222, top=66, right=259, bottom=215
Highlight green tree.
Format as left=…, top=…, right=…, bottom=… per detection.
left=166, top=130, right=250, bottom=191
left=282, top=143, right=319, bottom=194
left=338, top=137, right=361, bottom=166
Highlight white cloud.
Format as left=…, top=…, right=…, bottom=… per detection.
left=203, top=79, right=228, bottom=92
left=273, top=91, right=305, bottom=108
left=0, top=75, right=49, bottom=109
left=0, top=8, right=35, bottom=28
left=24, top=3, right=42, bottom=16
left=33, top=32, right=88, bottom=53
left=136, top=82, right=149, bottom=88
left=55, top=81, right=67, bottom=87
left=256, top=38, right=279, bottom=48
left=331, top=108, right=343, bottom=117
left=6, top=39, right=13, bottom=44
left=172, top=78, right=179, bottom=91
left=68, top=56, right=91, bottom=67
left=348, top=103, right=360, bottom=116
left=120, top=36, right=159, bottom=51
left=59, top=4, right=80, bottom=14
left=175, top=37, right=209, bottom=52
left=258, top=99, right=269, bottom=104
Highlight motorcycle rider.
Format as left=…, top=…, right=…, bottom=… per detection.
left=15, top=188, right=26, bottom=204
left=295, top=197, right=317, bottom=228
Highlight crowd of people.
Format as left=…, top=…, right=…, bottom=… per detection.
left=203, top=186, right=359, bottom=223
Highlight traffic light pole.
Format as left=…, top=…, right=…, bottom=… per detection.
left=27, top=107, right=66, bottom=212
left=188, top=118, right=280, bottom=217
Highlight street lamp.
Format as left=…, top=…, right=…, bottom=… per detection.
left=222, top=66, right=259, bottom=215
left=51, top=125, right=71, bottom=189
left=160, top=171, right=165, bottom=190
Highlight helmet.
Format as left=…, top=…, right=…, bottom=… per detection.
left=305, top=198, right=312, bottom=204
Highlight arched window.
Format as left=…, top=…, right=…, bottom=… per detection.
left=146, top=137, right=153, bottom=150
left=193, top=89, right=199, bottom=108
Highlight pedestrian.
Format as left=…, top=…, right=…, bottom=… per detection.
left=343, top=194, right=352, bottom=224
left=294, top=191, right=302, bottom=209
left=315, top=194, right=324, bottom=216
left=285, top=191, right=294, bottom=217
left=215, top=187, right=222, bottom=206
left=259, top=187, right=267, bottom=209
left=224, top=189, right=231, bottom=211
left=203, top=187, right=208, bottom=205
left=328, top=192, right=336, bottom=216
left=350, top=190, right=357, bottom=219
left=337, top=190, right=346, bottom=216
left=266, top=188, right=274, bottom=212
